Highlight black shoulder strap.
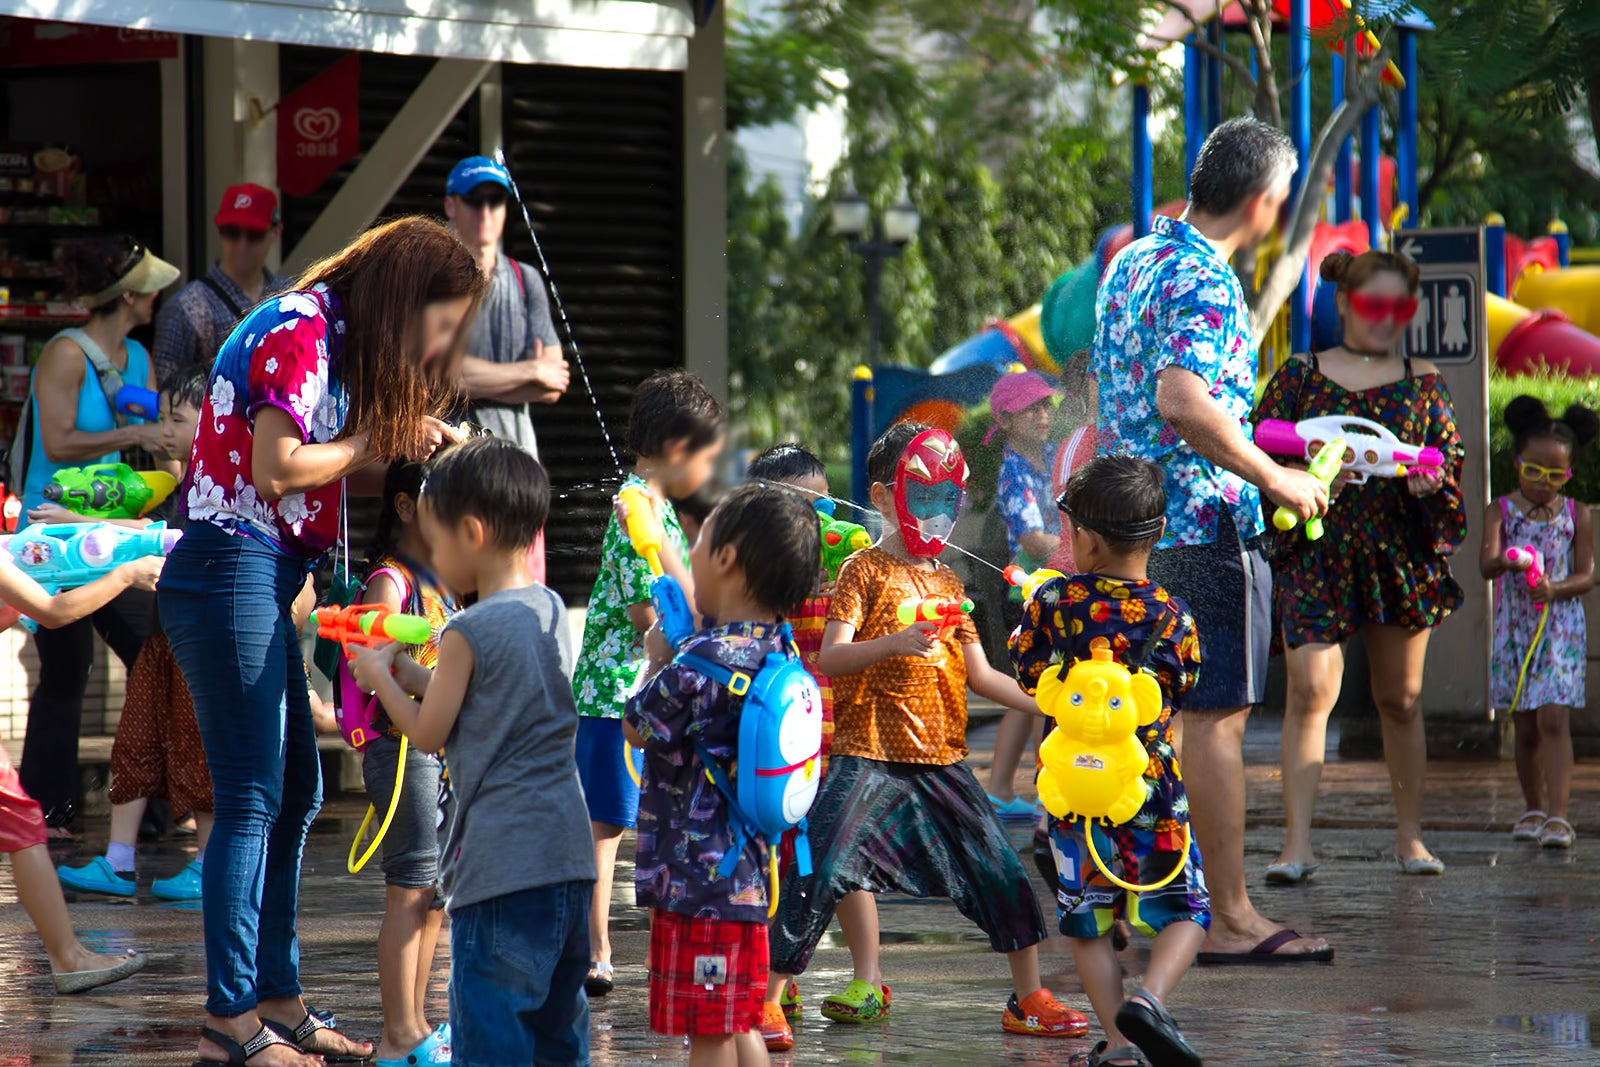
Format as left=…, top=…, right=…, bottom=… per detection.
left=198, top=274, right=244, bottom=320
left=1403, top=354, right=1414, bottom=379
left=1131, top=604, right=1176, bottom=673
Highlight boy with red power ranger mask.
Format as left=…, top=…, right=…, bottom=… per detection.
left=767, top=422, right=1091, bottom=1046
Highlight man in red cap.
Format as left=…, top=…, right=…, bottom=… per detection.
left=152, top=183, right=288, bottom=383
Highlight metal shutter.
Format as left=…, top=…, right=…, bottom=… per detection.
left=501, top=64, right=684, bottom=603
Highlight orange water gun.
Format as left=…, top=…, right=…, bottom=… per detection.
left=312, top=604, right=433, bottom=657
left=896, top=595, right=974, bottom=638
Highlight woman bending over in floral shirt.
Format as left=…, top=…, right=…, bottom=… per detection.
left=158, top=216, right=484, bottom=1067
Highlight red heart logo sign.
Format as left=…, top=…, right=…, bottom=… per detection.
left=294, top=107, right=340, bottom=142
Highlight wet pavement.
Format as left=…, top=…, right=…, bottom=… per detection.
left=4, top=714, right=1599, bottom=1065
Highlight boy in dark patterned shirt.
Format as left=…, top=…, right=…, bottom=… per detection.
left=1009, top=454, right=1209, bottom=1067
left=624, top=484, right=821, bottom=1065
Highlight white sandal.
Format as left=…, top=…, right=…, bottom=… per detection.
left=1538, top=816, right=1575, bottom=849
left=1512, top=810, right=1548, bottom=841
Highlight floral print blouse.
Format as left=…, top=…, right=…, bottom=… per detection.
left=185, top=286, right=348, bottom=558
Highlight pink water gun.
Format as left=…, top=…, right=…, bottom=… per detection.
left=1255, top=416, right=1444, bottom=483
left=1505, top=545, right=1546, bottom=590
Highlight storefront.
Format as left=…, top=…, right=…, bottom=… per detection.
left=0, top=1, right=726, bottom=741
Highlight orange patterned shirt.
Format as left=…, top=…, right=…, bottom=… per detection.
left=788, top=593, right=835, bottom=769
left=828, top=546, right=980, bottom=766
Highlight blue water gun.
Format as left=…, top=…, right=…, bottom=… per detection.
left=617, top=484, right=695, bottom=648
left=3, top=521, right=181, bottom=632
left=115, top=384, right=160, bottom=422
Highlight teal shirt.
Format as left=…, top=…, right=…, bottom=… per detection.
left=21, top=336, right=151, bottom=511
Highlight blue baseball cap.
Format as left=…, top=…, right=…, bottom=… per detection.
left=446, top=156, right=512, bottom=197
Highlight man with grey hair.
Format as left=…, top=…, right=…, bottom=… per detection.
left=1092, top=116, right=1332, bottom=963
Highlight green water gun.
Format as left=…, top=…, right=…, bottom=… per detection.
left=819, top=512, right=871, bottom=581
left=1272, top=437, right=1345, bottom=541
left=44, top=463, right=178, bottom=519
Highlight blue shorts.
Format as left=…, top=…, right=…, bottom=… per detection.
left=574, top=716, right=639, bottom=829
left=1050, top=817, right=1211, bottom=940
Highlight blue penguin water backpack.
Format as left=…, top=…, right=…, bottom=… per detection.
left=677, top=623, right=825, bottom=914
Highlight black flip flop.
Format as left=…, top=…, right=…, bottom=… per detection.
left=1194, top=927, right=1334, bottom=966
left=1115, top=989, right=1201, bottom=1067
left=262, top=1011, right=372, bottom=1063
left=191, top=1025, right=299, bottom=1066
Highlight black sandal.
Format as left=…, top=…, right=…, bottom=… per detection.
left=1069, top=1041, right=1148, bottom=1067
left=262, top=1011, right=372, bottom=1063
left=192, top=1025, right=301, bottom=1066
left=1114, top=988, right=1201, bottom=1067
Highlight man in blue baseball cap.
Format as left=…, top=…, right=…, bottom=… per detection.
left=443, top=155, right=570, bottom=581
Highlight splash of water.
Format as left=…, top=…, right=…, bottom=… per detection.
left=494, top=147, right=624, bottom=478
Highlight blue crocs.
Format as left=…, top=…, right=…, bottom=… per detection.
left=377, top=1023, right=451, bottom=1066
left=57, top=856, right=135, bottom=897
left=988, top=793, right=1039, bottom=821
left=151, top=860, right=203, bottom=902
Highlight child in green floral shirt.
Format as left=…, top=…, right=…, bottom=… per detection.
left=572, top=369, right=725, bottom=997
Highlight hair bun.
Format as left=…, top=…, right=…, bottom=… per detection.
left=1318, top=251, right=1353, bottom=284
left=1562, top=403, right=1600, bottom=449
left=1504, top=394, right=1550, bottom=438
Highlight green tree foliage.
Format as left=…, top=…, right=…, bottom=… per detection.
left=725, top=0, right=1121, bottom=460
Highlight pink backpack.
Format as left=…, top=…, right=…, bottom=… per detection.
left=334, top=565, right=413, bottom=751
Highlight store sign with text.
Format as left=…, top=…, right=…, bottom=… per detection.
left=0, top=17, right=177, bottom=66
left=277, top=54, right=361, bottom=198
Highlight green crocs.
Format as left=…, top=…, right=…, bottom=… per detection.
left=820, top=979, right=891, bottom=1023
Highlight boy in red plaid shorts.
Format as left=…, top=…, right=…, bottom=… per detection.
left=624, top=483, right=822, bottom=1066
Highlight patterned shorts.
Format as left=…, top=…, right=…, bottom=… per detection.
left=1050, top=818, right=1211, bottom=940
left=648, top=910, right=767, bottom=1036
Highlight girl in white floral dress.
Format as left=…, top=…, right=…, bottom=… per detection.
left=1482, top=396, right=1597, bottom=851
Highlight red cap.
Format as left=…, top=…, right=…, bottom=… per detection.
left=214, top=183, right=280, bottom=232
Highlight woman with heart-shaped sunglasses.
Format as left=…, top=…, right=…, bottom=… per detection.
left=1252, top=249, right=1467, bottom=886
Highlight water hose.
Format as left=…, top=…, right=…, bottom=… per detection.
left=1081, top=816, right=1192, bottom=893
left=348, top=734, right=407, bottom=874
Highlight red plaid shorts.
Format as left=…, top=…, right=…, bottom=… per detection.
left=648, top=910, right=768, bottom=1036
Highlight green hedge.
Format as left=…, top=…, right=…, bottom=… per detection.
left=1489, top=374, right=1600, bottom=503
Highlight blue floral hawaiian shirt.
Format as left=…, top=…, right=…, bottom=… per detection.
left=996, top=442, right=1060, bottom=559
left=1092, top=216, right=1262, bottom=548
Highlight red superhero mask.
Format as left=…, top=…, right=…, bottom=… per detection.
left=893, top=428, right=970, bottom=558
left=1347, top=291, right=1419, bottom=323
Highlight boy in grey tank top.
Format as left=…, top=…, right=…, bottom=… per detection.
left=353, top=438, right=595, bottom=1067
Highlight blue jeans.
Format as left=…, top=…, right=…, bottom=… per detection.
left=449, top=880, right=593, bottom=1067
left=158, top=523, right=321, bottom=1017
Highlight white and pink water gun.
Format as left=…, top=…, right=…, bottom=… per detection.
left=1255, top=416, right=1445, bottom=484
left=1505, top=545, right=1546, bottom=590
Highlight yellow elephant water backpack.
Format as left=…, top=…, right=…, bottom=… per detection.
left=1034, top=609, right=1191, bottom=893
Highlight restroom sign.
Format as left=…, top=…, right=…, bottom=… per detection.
left=1405, top=275, right=1479, bottom=365
left=1395, top=228, right=1485, bottom=367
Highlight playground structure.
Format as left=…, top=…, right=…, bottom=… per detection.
left=848, top=0, right=1600, bottom=503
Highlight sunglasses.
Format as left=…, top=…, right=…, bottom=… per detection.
left=218, top=226, right=268, bottom=243
left=1516, top=458, right=1572, bottom=486
left=1347, top=291, right=1420, bottom=323
left=458, top=192, right=508, bottom=211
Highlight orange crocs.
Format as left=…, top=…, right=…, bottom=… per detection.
left=760, top=1002, right=794, bottom=1051
left=1001, top=988, right=1091, bottom=1038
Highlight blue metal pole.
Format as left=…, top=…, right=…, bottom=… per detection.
left=1184, top=36, right=1203, bottom=191
left=1331, top=53, right=1353, bottom=223
left=1397, top=29, right=1419, bottom=228
left=1360, top=104, right=1381, bottom=248
left=1484, top=214, right=1506, bottom=297
left=1550, top=219, right=1571, bottom=268
left=1132, top=83, right=1153, bottom=239
left=850, top=365, right=874, bottom=507
left=1290, top=0, right=1311, bottom=353
left=1206, top=20, right=1223, bottom=131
